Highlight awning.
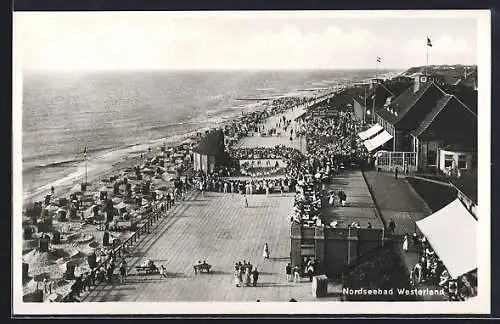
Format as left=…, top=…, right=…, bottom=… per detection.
left=416, top=199, right=477, bottom=279
left=363, top=130, right=393, bottom=152
left=358, top=123, right=383, bottom=141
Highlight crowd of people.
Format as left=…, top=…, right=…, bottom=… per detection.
left=409, top=233, right=477, bottom=301
left=304, top=110, right=368, bottom=168
left=234, top=260, right=259, bottom=287
left=221, top=95, right=315, bottom=151
left=192, top=171, right=297, bottom=196
left=230, top=145, right=301, bottom=161
left=283, top=111, right=367, bottom=225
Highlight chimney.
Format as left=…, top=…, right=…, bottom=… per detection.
left=413, top=74, right=432, bottom=93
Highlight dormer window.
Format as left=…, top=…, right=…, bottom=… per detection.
left=421, top=77, right=427, bottom=82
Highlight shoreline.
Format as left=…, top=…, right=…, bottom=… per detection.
left=22, top=89, right=330, bottom=209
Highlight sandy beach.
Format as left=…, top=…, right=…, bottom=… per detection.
left=20, top=89, right=335, bottom=302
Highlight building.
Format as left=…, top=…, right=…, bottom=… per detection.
left=348, top=79, right=412, bottom=123
left=290, top=222, right=389, bottom=278
left=192, top=129, right=225, bottom=173
left=373, top=73, right=477, bottom=171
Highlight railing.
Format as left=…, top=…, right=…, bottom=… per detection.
left=61, top=197, right=170, bottom=302
left=375, top=151, right=417, bottom=173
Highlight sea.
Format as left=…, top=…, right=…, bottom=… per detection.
left=21, top=69, right=398, bottom=198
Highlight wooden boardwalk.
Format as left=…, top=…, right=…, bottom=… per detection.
left=83, top=190, right=339, bottom=302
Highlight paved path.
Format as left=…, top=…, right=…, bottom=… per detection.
left=83, top=190, right=339, bottom=302
left=363, top=171, right=430, bottom=235
left=362, top=171, right=446, bottom=300
left=321, top=170, right=383, bottom=229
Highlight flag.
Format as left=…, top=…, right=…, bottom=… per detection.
left=427, top=36, right=432, bottom=47
left=83, top=146, right=87, bottom=158
left=376, top=57, right=382, bottom=63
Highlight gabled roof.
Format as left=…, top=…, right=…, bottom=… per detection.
left=410, top=94, right=453, bottom=137
left=192, top=130, right=224, bottom=156
left=377, top=81, right=437, bottom=125
left=410, top=94, right=477, bottom=138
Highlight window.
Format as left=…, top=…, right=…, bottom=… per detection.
left=444, top=154, right=454, bottom=168
left=458, top=155, right=467, bottom=169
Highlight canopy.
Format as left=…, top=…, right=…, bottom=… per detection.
left=363, top=130, right=393, bottom=152
left=358, top=123, right=383, bottom=141
left=416, top=199, right=477, bottom=279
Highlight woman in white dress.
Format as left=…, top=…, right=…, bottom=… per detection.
left=402, top=234, right=409, bottom=252
left=263, top=243, right=270, bottom=259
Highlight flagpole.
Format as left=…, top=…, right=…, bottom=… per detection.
left=363, top=86, right=367, bottom=124
left=426, top=43, right=429, bottom=75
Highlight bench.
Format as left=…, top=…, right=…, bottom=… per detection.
left=135, top=266, right=159, bottom=274
left=193, top=263, right=212, bottom=274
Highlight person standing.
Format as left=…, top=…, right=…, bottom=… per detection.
left=307, top=263, right=314, bottom=282
left=286, top=263, right=292, bottom=282
left=244, top=194, right=248, bottom=208
left=252, top=267, right=259, bottom=287
left=234, top=268, right=241, bottom=287
left=119, top=262, right=127, bottom=284
left=238, top=267, right=243, bottom=287
left=263, top=243, right=270, bottom=259
left=395, top=167, right=399, bottom=179
left=293, top=265, right=300, bottom=283
left=245, top=267, right=252, bottom=287
left=388, top=218, right=396, bottom=235
left=402, top=234, right=409, bottom=252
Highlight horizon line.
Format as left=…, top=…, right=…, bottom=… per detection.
left=22, top=65, right=476, bottom=73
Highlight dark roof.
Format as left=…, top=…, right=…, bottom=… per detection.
left=410, top=94, right=453, bottom=137
left=359, top=81, right=412, bottom=111
left=450, top=170, right=477, bottom=205
left=192, top=130, right=224, bottom=156
left=377, top=81, right=437, bottom=126
left=411, top=94, right=477, bottom=139
left=440, top=83, right=478, bottom=114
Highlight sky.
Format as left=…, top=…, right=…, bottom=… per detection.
left=14, top=11, right=486, bottom=71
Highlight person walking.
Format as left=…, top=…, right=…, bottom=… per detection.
left=263, top=243, right=270, bottom=259
left=159, top=265, right=167, bottom=278
left=395, top=167, right=399, bottom=179
left=293, top=265, right=300, bottom=283
left=252, top=267, right=259, bottom=287
left=286, top=263, right=292, bottom=282
left=244, top=194, right=249, bottom=208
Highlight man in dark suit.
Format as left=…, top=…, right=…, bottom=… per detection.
left=252, top=268, right=260, bottom=287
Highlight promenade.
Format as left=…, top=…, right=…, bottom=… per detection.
left=322, top=170, right=383, bottom=229
left=234, top=106, right=307, bottom=154
left=83, top=190, right=339, bottom=302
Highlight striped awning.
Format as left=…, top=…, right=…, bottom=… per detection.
left=363, top=130, right=393, bottom=152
